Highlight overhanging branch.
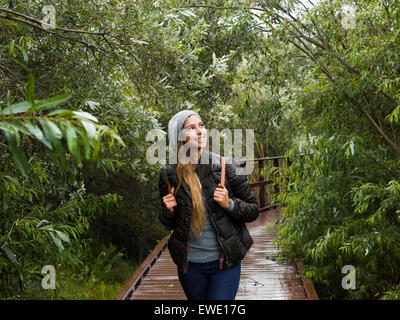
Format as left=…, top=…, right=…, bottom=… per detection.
left=0, top=8, right=106, bottom=35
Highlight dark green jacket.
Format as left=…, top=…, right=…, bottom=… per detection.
left=158, top=151, right=259, bottom=272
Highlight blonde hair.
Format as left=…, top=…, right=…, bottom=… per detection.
left=174, top=140, right=205, bottom=237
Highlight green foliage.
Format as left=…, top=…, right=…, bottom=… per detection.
left=277, top=134, right=400, bottom=299
left=1, top=75, right=124, bottom=176
left=231, top=0, right=400, bottom=299
left=54, top=242, right=134, bottom=300
left=0, top=70, right=124, bottom=298
left=0, top=156, right=122, bottom=298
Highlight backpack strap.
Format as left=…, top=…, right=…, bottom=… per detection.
left=167, top=179, right=172, bottom=194
left=220, top=156, right=225, bottom=188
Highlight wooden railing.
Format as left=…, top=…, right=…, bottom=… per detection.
left=237, top=153, right=311, bottom=211
left=238, top=155, right=291, bottom=211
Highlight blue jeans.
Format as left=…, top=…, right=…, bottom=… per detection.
left=178, top=260, right=241, bottom=300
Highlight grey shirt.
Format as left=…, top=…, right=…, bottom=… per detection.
left=187, top=198, right=234, bottom=263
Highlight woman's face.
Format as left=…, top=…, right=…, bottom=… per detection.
left=181, top=115, right=207, bottom=149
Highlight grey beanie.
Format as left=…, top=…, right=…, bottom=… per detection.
left=168, top=110, right=201, bottom=152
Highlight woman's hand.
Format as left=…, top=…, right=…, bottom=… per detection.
left=213, top=183, right=230, bottom=209
left=162, top=186, right=177, bottom=215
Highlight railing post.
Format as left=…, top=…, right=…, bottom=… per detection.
left=284, top=157, right=291, bottom=193
left=258, top=159, right=265, bottom=209
left=273, top=158, right=279, bottom=195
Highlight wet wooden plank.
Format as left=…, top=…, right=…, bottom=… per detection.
left=117, top=208, right=314, bottom=300
left=235, top=208, right=307, bottom=300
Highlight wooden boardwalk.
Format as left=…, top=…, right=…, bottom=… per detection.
left=115, top=207, right=318, bottom=300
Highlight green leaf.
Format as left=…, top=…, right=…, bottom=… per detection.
left=385, top=105, right=400, bottom=124
left=2, top=119, right=28, bottom=138
left=33, top=95, right=72, bottom=113
left=40, top=119, right=62, bottom=140
left=78, top=128, right=91, bottom=160
left=24, top=121, right=52, bottom=149
left=64, top=122, right=77, bottom=152
left=26, top=73, right=35, bottom=108
left=1, top=101, right=30, bottom=115
left=73, top=111, right=98, bottom=123
left=5, top=130, right=30, bottom=177
left=2, top=245, right=18, bottom=264
left=85, top=100, right=100, bottom=111
left=178, top=9, right=196, bottom=18
left=55, top=230, right=70, bottom=243
left=64, top=121, right=82, bottom=167
left=81, top=120, right=98, bottom=141
left=22, top=48, right=28, bottom=63
left=8, top=40, right=15, bottom=58
left=0, top=239, right=7, bottom=251
left=36, top=220, right=50, bottom=228
left=40, top=119, right=68, bottom=170
left=49, top=232, right=64, bottom=252
left=48, top=109, right=75, bottom=118
left=131, top=39, right=149, bottom=45
left=38, top=224, right=54, bottom=231
left=3, top=175, right=21, bottom=187
left=2, top=96, right=71, bottom=115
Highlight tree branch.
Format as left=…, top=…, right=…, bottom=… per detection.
left=288, top=39, right=400, bottom=154
left=348, top=95, right=400, bottom=154
left=0, top=8, right=106, bottom=35
left=0, top=14, right=106, bottom=53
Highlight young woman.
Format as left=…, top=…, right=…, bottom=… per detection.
left=158, top=110, right=259, bottom=300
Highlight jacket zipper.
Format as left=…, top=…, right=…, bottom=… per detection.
left=209, top=213, right=226, bottom=270
left=184, top=242, right=190, bottom=274
left=202, top=192, right=229, bottom=270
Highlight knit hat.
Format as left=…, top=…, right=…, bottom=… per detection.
left=168, top=110, right=201, bottom=153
